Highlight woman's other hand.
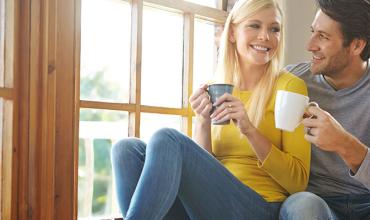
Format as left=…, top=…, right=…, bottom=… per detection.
left=189, top=84, right=213, bottom=123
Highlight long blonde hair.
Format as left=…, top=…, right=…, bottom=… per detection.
left=216, top=0, right=284, bottom=127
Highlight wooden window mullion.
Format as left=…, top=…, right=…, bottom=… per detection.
left=183, top=13, right=194, bottom=136
left=129, top=0, right=143, bottom=137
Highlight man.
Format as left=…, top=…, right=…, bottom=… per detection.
left=279, top=0, right=370, bottom=219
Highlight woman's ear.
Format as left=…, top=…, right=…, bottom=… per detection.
left=229, top=27, right=236, bottom=43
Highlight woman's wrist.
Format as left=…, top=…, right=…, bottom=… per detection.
left=196, top=115, right=211, bottom=124
left=241, top=125, right=257, bottom=136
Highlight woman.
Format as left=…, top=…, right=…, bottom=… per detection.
left=111, top=0, right=310, bottom=219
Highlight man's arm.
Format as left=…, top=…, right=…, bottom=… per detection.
left=303, top=106, right=370, bottom=188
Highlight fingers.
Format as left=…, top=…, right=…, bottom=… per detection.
left=211, top=103, right=243, bottom=122
left=306, top=105, right=326, bottom=119
left=304, top=127, right=317, bottom=136
left=190, top=93, right=209, bottom=110
left=304, top=133, right=317, bottom=143
left=212, top=93, right=234, bottom=106
left=189, top=84, right=209, bottom=103
left=200, top=102, right=213, bottom=116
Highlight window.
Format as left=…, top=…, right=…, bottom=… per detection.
left=78, top=0, right=227, bottom=219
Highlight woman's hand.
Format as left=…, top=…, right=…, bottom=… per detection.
left=210, top=93, right=255, bottom=135
left=189, top=84, right=213, bottom=122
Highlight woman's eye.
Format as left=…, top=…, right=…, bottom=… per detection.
left=248, top=24, right=260, bottom=29
left=271, top=27, right=280, bottom=33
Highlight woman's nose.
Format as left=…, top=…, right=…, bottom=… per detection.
left=257, top=29, right=269, bottom=41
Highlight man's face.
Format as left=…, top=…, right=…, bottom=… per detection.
left=306, top=10, right=350, bottom=76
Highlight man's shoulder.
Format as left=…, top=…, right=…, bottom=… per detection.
left=284, top=62, right=311, bottom=77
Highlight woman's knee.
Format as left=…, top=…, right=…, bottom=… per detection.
left=152, top=128, right=182, bottom=139
left=280, top=192, right=332, bottom=220
left=149, top=128, right=182, bottom=145
left=111, top=137, right=146, bottom=162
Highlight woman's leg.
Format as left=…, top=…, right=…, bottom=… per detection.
left=125, top=128, right=280, bottom=220
left=111, top=137, right=189, bottom=219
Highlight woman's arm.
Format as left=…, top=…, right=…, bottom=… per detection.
left=189, top=84, right=213, bottom=152
left=193, top=117, right=212, bottom=153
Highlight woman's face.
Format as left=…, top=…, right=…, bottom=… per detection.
left=231, top=7, right=281, bottom=66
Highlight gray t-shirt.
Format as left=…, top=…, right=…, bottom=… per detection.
left=286, top=62, right=370, bottom=196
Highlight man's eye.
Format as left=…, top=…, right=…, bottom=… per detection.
left=319, top=34, right=328, bottom=40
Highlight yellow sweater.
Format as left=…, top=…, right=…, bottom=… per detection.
left=211, top=72, right=310, bottom=202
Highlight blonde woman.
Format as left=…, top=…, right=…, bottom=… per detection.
left=111, top=0, right=310, bottom=219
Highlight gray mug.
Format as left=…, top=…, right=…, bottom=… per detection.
left=208, top=83, right=234, bottom=125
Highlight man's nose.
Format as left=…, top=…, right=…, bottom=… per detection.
left=306, top=36, right=319, bottom=52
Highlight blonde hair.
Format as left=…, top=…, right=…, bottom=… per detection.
left=216, top=0, right=284, bottom=127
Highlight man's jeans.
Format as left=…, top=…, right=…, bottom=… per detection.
left=279, top=191, right=370, bottom=220
left=111, top=128, right=281, bottom=220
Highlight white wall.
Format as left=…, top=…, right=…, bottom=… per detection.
left=282, top=0, right=317, bottom=66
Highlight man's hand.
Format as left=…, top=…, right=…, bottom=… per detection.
left=303, top=106, right=348, bottom=152
left=303, top=105, right=367, bottom=172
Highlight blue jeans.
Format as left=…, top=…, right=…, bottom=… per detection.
left=111, top=128, right=281, bottom=220
left=279, top=192, right=370, bottom=220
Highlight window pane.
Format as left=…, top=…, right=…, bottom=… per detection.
left=140, top=113, right=182, bottom=143
left=193, top=19, right=218, bottom=91
left=80, top=0, right=130, bottom=103
left=78, top=109, right=128, bottom=219
left=185, top=0, right=217, bottom=8
left=141, top=7, right=183, bottom=108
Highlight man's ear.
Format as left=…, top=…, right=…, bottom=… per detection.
left=350, top=38, right=367, bottom=56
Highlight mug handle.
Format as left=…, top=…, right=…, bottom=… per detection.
left=295, top=102, right=319, bottom=129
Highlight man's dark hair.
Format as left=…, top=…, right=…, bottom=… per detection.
left=316, top=0, right=370, bottom=60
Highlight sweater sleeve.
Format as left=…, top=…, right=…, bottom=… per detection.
left=258, top=76, right=311, bottom=194
left=350, top=148, right=370, bottom=189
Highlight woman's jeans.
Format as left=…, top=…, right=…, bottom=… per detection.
left=111, top=128, right=281, bottom=220
left=279, top=191, right=370, bottom=220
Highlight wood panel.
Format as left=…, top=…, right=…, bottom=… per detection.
left=73, top=0, right=81, bottom=218
left=17, top=0, right=31, bottom=218
left=2, top=100, right=13, bottom=220
left=54, top=0, right=78, bottom=218
left=4, top=0, right=14, bottom=88
left=2, top=0, right=20, bottom=219
left=40, top=0, right=57, bottom=218
left=0, top=0, right=4, bottom=87
left=28, top=0, right=43, bottom=218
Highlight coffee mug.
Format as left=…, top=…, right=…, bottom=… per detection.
left=274, top=90, right=316, bottom=132
left=208, top=83, right=234, bottom=125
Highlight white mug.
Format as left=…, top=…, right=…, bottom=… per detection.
left=274, top=90, right=315, bottom=132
